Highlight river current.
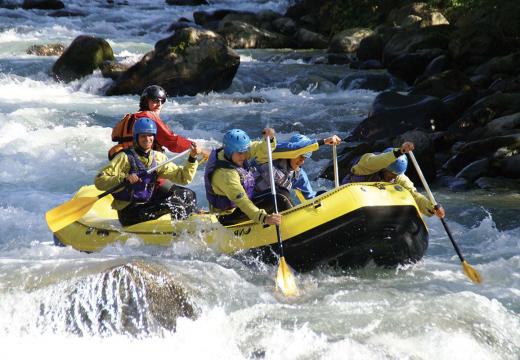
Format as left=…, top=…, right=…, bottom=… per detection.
left=0, top=1, right=518, bottom=359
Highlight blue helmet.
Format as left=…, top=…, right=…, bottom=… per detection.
left=383, top=147, right=408, bottom=175
left=133, top=117, right=157, bottom=143
left=223, top=129, right=251, bottom=157
left=288, top=134, right=314, bottom=158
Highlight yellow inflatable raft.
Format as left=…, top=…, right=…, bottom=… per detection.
left=51, top=182, right=428, bottom=271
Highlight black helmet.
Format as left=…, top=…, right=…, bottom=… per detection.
left=141, top=85, right=166, bottom=104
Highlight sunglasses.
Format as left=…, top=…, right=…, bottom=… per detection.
left=151, top=98, right=166, bottom=104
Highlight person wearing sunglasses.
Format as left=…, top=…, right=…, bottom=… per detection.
left=108, top=85, right=199, bottom=160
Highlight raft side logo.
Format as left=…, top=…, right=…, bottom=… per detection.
left=233, top=227, right=252, bottom=236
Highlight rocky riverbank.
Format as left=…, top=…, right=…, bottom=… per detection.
left=8, top=0, right=520, bottom=190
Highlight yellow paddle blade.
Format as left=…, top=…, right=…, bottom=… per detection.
left=276, top=257, right=299, bottom=297
left=45, top=196, right=98, bottom=233
left=462, top=260, right=482, bottom=284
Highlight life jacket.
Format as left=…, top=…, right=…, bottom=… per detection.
left=253, top=159, right=297, bottom=193
left=107, top=112, right=162, bottom=160
left=204, top=149, right=255, bottom=211
left=112, top=148, right=158, bottom=203
left=341, top=154, right=384, bottom=184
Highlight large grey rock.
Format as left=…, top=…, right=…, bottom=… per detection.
left=52, top=35, right=114, bottom=82
left=106, top=28, right=240, bottom=97
left=26, top=43, right=65, bottom=56
left=387, top=2, right=449, bottom=28
left=217, top=21, right=294, bottom=49
left=328, top=28, right=374, bottom=54
left=468, top=113, right=520, bottom=141
left=382, top=25, right=451, bottom=65
left=411, top=69, right=475, bottom=98
left=348, top=91, right=454, bottom=141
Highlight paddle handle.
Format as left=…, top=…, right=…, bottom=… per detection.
left=333, top=144, right=339, bottom=188
left=97, top=149, right=191, bottom=200
left=408, top=151, right=466, bottom=262
left=266, top=135, right=284, bottom=256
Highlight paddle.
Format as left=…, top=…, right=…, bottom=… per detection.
left=46, top=149, right=191, bottom=233
left=408, top=151, right=482, bottom=284
left=265, top=135, right=299, bottom=296
left=333, top=144, right=340, bottom=188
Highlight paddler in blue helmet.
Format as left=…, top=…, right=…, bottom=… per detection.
left=95, top=117, right=202, bottom=227
left=204, top=128, right=283, bottom=226
left=341, top=141, right=445, bottom=218
left=253, top=133, right=342, bottom=205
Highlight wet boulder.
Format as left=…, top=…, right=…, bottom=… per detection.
left=166, top=0, right=208, bottom=5
left=338, top=72, right=407, bottom=92
left=106, top=27, right=240, bottom=97
left=294, top=28, right=328, bottom=49
left=100, top=60, right=131, bottom=80
left=468, top=113, right=520, bottom=141
left=22, top=0, right=64, bottom=10
left=387, top=48, right=445, bottom=85
left=348, top=91, right=454, bottom=141
left=58, top=261, right=197, bottom=336
left=356, top=34, right=384, bottom=62
left=193, top=9, right=246, bottom=26
left=443, top=134, right=520, bottom=174
left=272, top=17, right=297, bottom=36
left=216, top=21, right=294, bottom=49
left=410, top=69, right=476, bottom=98
left=448, top=93, right=520, bottom=140
left=382, top=25, right=451, bottom=66
left=328, top=28, right=374, bottom=54
left=386, top=2, right=449, bottom=28
left=473, top=51, right=520, bottom=78
left=26, top=43, right=65, bottom=56
left=394, top=129, right=436, bottom=182
left=51, top=35, right=114, bottom=82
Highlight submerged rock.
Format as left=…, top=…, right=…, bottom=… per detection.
left=58, top=261, right=197, bottom=336
left=26, top=43, right=65, bottom=56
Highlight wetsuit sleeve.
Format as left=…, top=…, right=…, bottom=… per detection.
left=248, top=138, right=276, bottom=164
left=396, top=175, right=435, bottom=216
left=212, top=168, right=268, bottom=223
left=154, top=117, right=193, bottom=153
left=156, top=152, right=198, bottom=185
left=94, top=152, right=130, bottom=190
left=292, top=168, right=316, bottom=199
left=351, top=151, right=399, bottom=175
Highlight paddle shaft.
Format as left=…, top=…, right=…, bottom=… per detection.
left=96, top=149, right=191, bottom=200
left=333, top=144, right=339, bottom=188
left=408, top=151, right=466, bottom=263
left=266, top=135, right=285, bottom=257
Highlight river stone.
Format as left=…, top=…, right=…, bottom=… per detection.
left=51, top=35, right=114, bottom=82
left=387, top=2, right=449, bottom=28
left=443, top=134, right=520, bottom=173
left=449, top=93, right=520, bottom=140
left=217, top=20, right=294, bottom=49
left=387, top=48, right=445, bottom=85
left=106, top=27, right=240, bottom=97
left=294, top=28, right=328, bottom=49
left=394, top=129, right=435, bottom=182
left=498, top=154, right=520, bottom=178
left=61, top=261, right=197, bottom=336
left=328, top=28, right=374, bottom=54
left=272, top=17, right=297, bottom=35
left=437, top=175, right=469, bottom=191
left=348, top=91, right=453, bottom=141
left=382, top=25, right=451, bottom=66
left=338, top=72, right=406, bottom=92
left=411, top=69, right=475, bottom=98
left=455, top=158, right=490, bottom=181
left=473, top=51, right=520, bottom=77
left=26, top=43, right=65, bottom=56
left=356, top=34, right=384, bottom=62
left=99, top=60, right=130, bottom=80
left=474, top=176, right=520, bottom=190
left=22, top=0, right=64, bottom=10
left=166, top=0, right=209, bottom=5
left=468, top=113, right=520, bottom=141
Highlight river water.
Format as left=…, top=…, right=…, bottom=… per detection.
left=0, top=1, right=518, bottom=359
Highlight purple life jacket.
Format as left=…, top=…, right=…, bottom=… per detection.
left=204, top=148, right=255, bottom=210
left=113, top=148, right=157, bottom=202
left=341, top=154, right=383, bottom=184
